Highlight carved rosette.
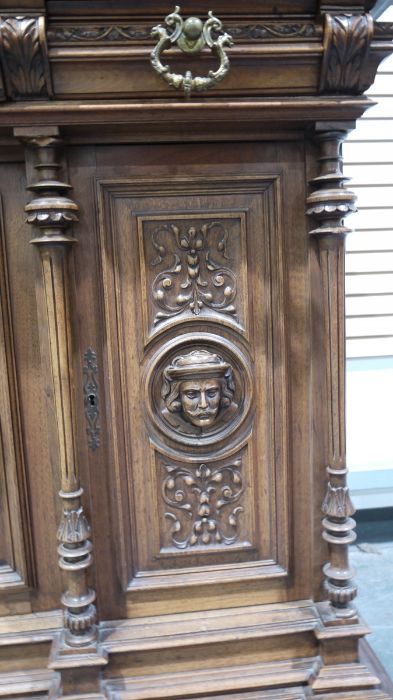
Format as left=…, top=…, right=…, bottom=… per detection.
left=20, top=130, right=97, bottom=647
left=320, top=14, right=373, bottom=94
left=307, top=128, right=358, bottom=621
left=0, top=16, right=53, bottom=100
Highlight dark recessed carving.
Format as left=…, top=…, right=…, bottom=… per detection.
left=47, top=25, right=152, bottom=44
left=150, top=221, right=237, bottom=325
left=161, top=349, right=237, bottom=436
left=0, top=16, right=53, bottom=100
left=47, top=22, right=320, bottom=46
left=163, top=460, right=244, bottom=549
left=226, top=23, right=320, bottom=41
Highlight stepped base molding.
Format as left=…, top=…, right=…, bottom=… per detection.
left=0, top=602, right=391, bottom=700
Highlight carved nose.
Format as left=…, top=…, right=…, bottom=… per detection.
left=198, top=391, right=208, bottom=409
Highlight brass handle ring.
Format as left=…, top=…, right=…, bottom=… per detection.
left=150, top=7, right=233, bottom=98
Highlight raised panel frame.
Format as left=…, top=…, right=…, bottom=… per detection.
left=96, top=172, right=291, bottom=604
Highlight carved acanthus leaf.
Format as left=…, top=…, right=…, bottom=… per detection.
left=320, top=14, right=373, bottom=94
left=322, top=482, right=355, bottom=519
left=0, top=16, right=52, bottom=99
left=57, top=507, right=91, bottom=544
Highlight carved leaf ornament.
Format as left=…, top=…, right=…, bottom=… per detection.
left=151, top=221, right=237, bottom=324
left=163, top=461, right=244, bottom=549
left=0, top=17, right=48, bottom=98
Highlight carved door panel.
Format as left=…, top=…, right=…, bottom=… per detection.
left=70, top=141, right=312, bottom=619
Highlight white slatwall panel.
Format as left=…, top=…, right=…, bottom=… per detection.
left=344, top=10, right=393, bottom=358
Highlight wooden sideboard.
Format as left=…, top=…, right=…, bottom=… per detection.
left=0, top=2, right=392, bottom=698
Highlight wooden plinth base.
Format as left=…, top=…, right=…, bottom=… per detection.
left=0, top=602, right=391, bottom=700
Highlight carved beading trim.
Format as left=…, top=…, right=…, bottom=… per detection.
left=320, top=14, right=374, bottom=94
left=307, top=128, right=358, bottom=622
left=83, top=348, right=100, bottom=451
left=0, top=16, right=53, bottom=100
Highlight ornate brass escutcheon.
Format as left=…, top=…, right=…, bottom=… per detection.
left=150, top=6, right=233, bottom=97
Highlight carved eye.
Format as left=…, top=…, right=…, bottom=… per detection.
left=207, top=389, right=219, bottom=398
left=184, top=391, right=198, bottom=399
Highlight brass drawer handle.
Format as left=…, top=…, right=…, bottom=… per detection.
left=150, top=6, right=233, bottom=98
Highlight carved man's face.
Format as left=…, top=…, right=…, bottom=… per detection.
left=179, top=378, right=221, bottom=428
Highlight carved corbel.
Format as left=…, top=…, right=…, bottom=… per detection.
left=15, top=127, right=97, bottom=649
left=307, top=126, right=358, bottom=622
left=320, top=14, right=374, bottom=94
left=0, top=15, right=53, bottom=100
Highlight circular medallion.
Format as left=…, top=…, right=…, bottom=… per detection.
left=144, top=333, right=253, bottom=449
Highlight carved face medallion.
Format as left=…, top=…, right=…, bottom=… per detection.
left=179, top=378, right=221, bottom=428
left=161, top=349, right=237, bottom=436
left=146, top=334, right=253, bottom=449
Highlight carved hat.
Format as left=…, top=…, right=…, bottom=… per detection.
left=165, top=349, right=230, bottom=381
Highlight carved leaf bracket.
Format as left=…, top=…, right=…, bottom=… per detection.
left=0, top=16, right=53, bottom=100
left=320, top=14, right=374, bottom=94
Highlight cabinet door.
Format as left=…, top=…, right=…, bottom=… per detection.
left=69, top=141, right=312, bottom=620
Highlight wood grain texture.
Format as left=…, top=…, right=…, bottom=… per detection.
left=0, top=195, right=34, bottom=594
left=0, top=1, right=390, bottom=697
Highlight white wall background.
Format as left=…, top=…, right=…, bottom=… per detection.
left=345, top=4, right=393, bottom=508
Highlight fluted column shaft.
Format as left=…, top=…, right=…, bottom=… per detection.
left=18, top=128, right=97, bottom=646
left=307, top=128, right=358, bottom=621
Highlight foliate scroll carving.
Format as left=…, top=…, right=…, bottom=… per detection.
left=150, top=221, right=237, bottom=324
left=0, top=16, right=53, bottom=100
left=163, top=460, right=244, bottom=549
left=47, top=21, right=320, bottom=46
left=320, top=14, right=373, bottom=94
left=83, top=348, right=100, bottom=451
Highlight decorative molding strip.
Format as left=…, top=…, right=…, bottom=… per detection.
left=83, top=348, right=100, bottom=451
left=47, top=21, right=321, bottom=46
left=226, top=22, right=321, bottom=41
left=320, top=14, right=373, bottom=94
left=0, top=16, right=52, bottom=100
left=17, top=127, right=97, bottom=647
left=373, top=21, right=393, bottom=40
left=307, top=128, right=358, bottom=622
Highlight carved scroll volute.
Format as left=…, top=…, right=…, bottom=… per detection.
left=16, top=127, right=97, bottom=647
left=307, top=127, right=357, bottom=622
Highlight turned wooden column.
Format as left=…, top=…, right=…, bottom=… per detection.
left=16, top=127, right=97, bottom=647
left=307, top=126, right=358, bottom=622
